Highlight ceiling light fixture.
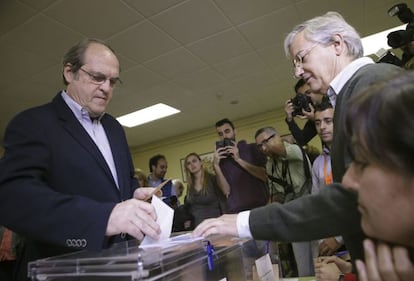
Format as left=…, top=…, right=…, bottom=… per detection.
left=117, top=103, right=180, bottom=128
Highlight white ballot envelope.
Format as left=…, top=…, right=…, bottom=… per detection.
left=140, top=195, right=174, bottom=246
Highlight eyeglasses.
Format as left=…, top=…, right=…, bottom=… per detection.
left=292, top=43, right=319, bottom=73
left=257, top=134, right=276, bottom=150
left=79, top=68, right=121, bottom=88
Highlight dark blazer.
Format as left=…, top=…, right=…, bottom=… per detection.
left=0, top=93, right=138, bottom=280
left=249, top=62, right=403, bottom=263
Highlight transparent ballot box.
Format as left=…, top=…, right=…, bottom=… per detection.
left=28, top=234, right=262, bottom=281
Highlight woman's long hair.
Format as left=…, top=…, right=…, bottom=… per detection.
left=184, top=152, right=210, bottom=198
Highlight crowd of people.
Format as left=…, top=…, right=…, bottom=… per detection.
left=1, top=10, right=414, bottom=281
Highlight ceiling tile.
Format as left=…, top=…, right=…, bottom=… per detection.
left=18, top=0, right=58, bottom=11
left=107, top=21, right=180, bottom=63
left=44, top=0, right=143, bottom=39
left=230, top=69, right=278, bottom=93
left=151, top=0, right=231, bottom=44
left=214, top=0, right=292, bottom=24
left=187, top=28, right=253, bottom=64
left=238, top=6, right=301, bottom=50
left=123, top=0, right=186, bottom=17
left=144, top=47, right=206, bottom=79
left=0, top=14, right=82, bottom=61
left=172, top=67, right=226, bottom=92
left=0, top=43, right=57, bottom=89
left=0, top=1, right=36, bottom=36
left=120, top=65, right=169, bottom=95
left=294, top=0, right=364, bottom=28
left=213, top=52, right=269, bottom=80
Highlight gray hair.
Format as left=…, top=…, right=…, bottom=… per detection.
left=284, top=11, right=363, bottom=59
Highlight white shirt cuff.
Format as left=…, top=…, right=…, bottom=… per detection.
left=236, top=210, right=253, bottom=238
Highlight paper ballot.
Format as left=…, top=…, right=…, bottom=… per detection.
left=140, top=195, right=174, bottom=246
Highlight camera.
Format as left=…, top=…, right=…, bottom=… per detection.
left=215, top=138, right=234, bottom=149
left=387, top=3, right=414, bottom=48
left=290, top=93, right=312, bottom=117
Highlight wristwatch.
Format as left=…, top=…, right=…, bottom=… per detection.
left=338, top=274, right=345, bottom=281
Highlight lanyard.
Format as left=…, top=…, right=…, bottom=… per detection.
left=323, top=154, right=333, bottom=185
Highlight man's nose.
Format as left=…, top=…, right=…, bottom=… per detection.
left=294, top=66, right=304, bottom=79
left=99, top=79, right=113, bottom=91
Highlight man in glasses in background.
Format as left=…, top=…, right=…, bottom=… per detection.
left=0, top=38, right=161, bottom=281
left=254, top=126, right=314, bottom=277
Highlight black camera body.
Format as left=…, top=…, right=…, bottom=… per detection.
left=387, top=3, right=414, bottom=48
left=215, top=138, right=233, bottom=149
left=290, top=93, right=312, bottom=116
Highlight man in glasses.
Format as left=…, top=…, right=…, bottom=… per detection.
left=255, top=126, right=314, bottom=277
left=0, top=38, right=161, bottom=280
left=194, top=11, right=403, bottom=274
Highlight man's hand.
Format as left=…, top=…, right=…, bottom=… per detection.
left=284, top=99, right=294, bottom=121
left=316, top=255, right=352, bottom=274
left=225, top=140, right=240, bottom=160
left=319, top=237, right=342, bottom=256
left=192, top=214, right=238, bottom=238
left=300, top=103, right=315, bottom=121
left=215, top=140, right=239, bottom=161
left=106, top=199, right=160, bottom=241
left=133, top=187, right=161, bottom=200
left=356, top=239, right=414, bottom=281
left=314, top=259, right=342, bottom=281
left=314, top=256, right=352, bottom=281
left=214, top=147, right=227, bottom=165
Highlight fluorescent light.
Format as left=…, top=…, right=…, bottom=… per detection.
left=116, top=103, right=180, bottom=128
left=361, top=24, right=406, bottom=56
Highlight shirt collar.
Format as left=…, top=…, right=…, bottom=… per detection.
left=329, top=57, right=375, bottom=96
left=322, top=145, right=331, bottom=155
left=61, top=91, right=105, bottom=122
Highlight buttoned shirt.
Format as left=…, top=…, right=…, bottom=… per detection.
left=62, top=91, right=119, bottom=188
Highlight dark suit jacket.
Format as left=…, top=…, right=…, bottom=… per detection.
left=249, top=62, right=403, bottom=263
left=0, top=93, right=138, bottom=280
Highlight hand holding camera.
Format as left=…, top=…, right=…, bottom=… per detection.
left=290, top=93, right=313, bottom=116
left=215, top=138, right=236, bottom=159
left=285, top=94, right=315, bottom=121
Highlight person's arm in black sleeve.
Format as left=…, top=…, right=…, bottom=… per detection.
left=286, top=117, right=305, bottom=146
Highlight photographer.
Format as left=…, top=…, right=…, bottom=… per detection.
left=213, top=118, right=268, bottom=213
left=284, top=79, right=325, bottom=147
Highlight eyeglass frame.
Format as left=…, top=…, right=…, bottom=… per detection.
left=292, top=43, right=319, bottom=72
left=256, top=133, right=276, bottom=150
left=79, top=67, right=122, bottom=88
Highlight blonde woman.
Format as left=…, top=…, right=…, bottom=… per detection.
left=184, top=153, right=227, bottom=227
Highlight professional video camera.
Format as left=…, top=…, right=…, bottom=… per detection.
left=387, top=3, right=414, bottom=49
left=290, top=93, right=312, bottom=117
